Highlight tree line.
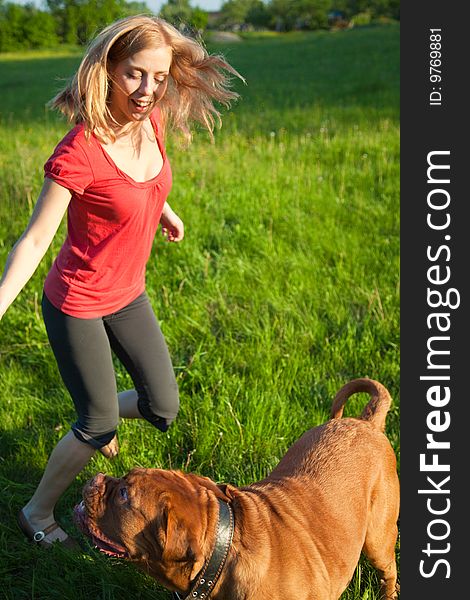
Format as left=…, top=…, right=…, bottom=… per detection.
left=0, top=0, right=399, bottom=52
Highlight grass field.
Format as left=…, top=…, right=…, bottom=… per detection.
left=0, top=24, right=400, bottom=599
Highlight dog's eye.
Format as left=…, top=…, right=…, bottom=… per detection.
left=118, top=487, right=129, bottom=503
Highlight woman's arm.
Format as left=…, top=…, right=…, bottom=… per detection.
left=160, top=202, right=184, bottom=243
left=0, top=178, right=71, bottom=319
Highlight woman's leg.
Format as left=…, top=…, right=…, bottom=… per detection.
left=118, top=389, right=141, bottom=418
left=21, top=431, right=95, bottom=542
left=104, top=292, right=179, bottom=430
left=40, top=294, right=120, bottom=449
left=20, top=295, right=121, bottom=543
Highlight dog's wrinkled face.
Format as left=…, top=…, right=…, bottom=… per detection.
left=75, top=468, right=228, bottom=592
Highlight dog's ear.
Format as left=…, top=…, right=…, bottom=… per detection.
left=157, top=494, right=205, bottom=580
left=217, top=483, right=237, bottom=501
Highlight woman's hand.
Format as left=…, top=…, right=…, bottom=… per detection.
left=160, top=203, right=184, bottom=242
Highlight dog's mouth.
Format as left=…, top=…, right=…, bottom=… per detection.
left=74, top=501, right=129, bottom=558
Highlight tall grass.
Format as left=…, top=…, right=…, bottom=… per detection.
left=0, top=25, right=399, bottom=599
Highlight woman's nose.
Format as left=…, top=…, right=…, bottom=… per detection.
left=139, top=75, right=156, bottom=96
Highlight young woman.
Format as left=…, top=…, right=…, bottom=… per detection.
left=0, top=14, right=241, bottom=548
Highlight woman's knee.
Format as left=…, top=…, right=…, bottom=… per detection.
left=137, top=386, right=179, bottom=432
left=71, top=424, right=117, bottom=450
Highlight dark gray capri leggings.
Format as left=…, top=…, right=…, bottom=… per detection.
left=41, top=291, right=179, bottom=449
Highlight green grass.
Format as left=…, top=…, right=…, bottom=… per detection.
left=0, top=25, right=399, bottom=599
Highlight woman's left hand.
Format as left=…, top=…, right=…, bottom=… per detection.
left=160, top=203, right=184, bottom=242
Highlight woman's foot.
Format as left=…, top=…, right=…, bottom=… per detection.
left=18, top=507, right=80, bottom=549
left=98, top=434, right=119, bottom=459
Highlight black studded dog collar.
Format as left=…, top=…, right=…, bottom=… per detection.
left=173, top=499, right=234, bottom=600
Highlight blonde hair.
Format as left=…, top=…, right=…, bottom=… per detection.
left=49, top=15, right=243, bottom=142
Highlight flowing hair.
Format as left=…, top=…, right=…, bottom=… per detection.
left=49, top=14, right=244, bottom=143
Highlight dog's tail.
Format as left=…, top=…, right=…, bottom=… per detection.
left=330, top=378, right=392, bottom=432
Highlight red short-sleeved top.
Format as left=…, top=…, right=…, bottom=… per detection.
left=43, top=108, right=172, bottom=318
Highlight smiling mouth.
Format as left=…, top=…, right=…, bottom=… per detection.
left=131, top=99, right=152, bottom=110
left=74, top=501, right=129, bottom=558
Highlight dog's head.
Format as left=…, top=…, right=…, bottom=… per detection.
left=74, top=468, right=233, bottom=592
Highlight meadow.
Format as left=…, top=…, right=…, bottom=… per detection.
left=0, top=24, right=400, bottom=599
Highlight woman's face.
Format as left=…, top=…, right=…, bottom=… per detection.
left=108, top=45, right=172, bottom=125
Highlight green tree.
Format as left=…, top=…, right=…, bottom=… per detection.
left=23, top=6, right=60, bottom=47
left=296, top=0, right=330, bottom=29
left=270, top=0, right=331, bottom=31
left=0, top=2, right=59, bottom=51
left=218, top=0, right=268, bottom=29
left=190, top=7, right=209, bottom=30
left=330, top=0, right=399, bottom=20
left=160, top=0, right=208, bottom=31
left=0, top=2, right=24, bottom=51
left=126, top=0, right=149, bottom=13
left=160, top=0, right=192, bottom=25
left=46, top=0, right=149, bottom=45
left=218, top=0, right=249, bottom=28
left=246, top=0, right=270, bottom=28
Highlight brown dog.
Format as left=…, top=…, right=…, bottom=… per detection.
left=75, top=378, right=400, bottom=600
